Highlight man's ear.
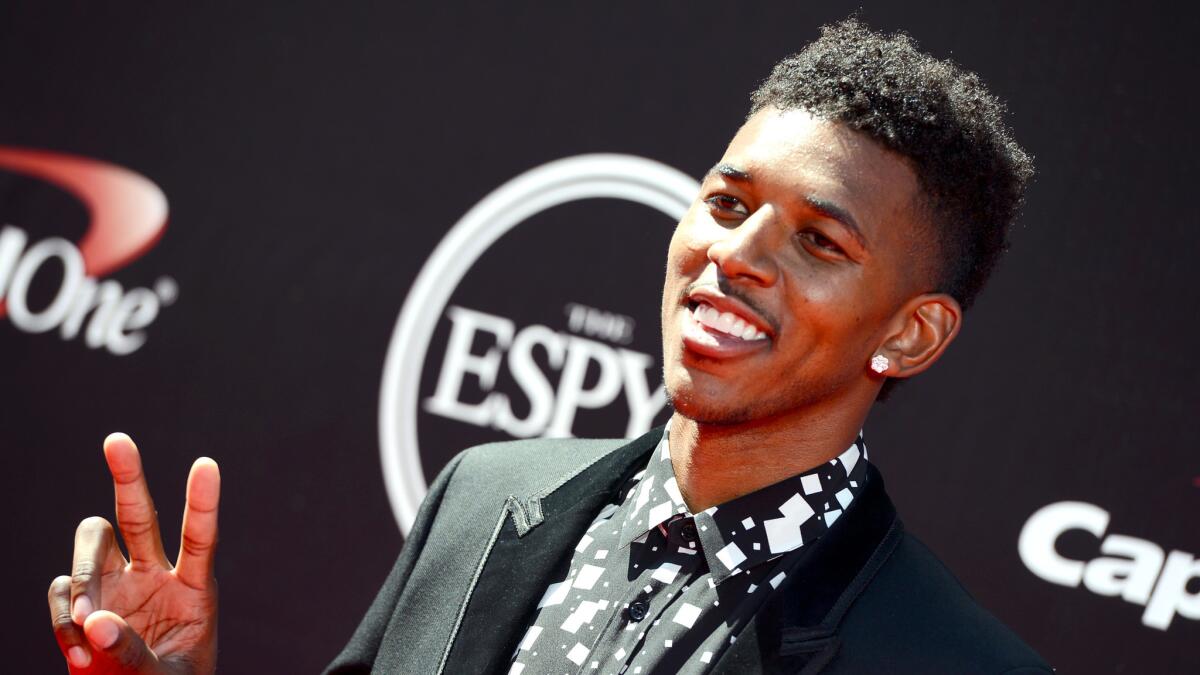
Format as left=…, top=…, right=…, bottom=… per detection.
left=876, top=293, right=962, bottom=379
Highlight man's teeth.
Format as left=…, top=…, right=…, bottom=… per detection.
left=691, top=303, right=767, bottom=340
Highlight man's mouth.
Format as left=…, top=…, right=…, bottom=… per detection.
left=688, top=301, right=768, bottom=341
left=679, top=300, right=772, bottom=359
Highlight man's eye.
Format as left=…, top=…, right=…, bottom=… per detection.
left=704, top=195, right=749, bottom=216
left=799, top=230, right=845, bottom=255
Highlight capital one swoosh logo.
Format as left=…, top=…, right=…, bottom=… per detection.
left=0, top=147, right=176, bottom=354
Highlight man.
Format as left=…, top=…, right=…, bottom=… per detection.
left=47, top=19, right=1050, bottom=674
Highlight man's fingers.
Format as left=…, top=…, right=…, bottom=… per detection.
left=83, top=610, right=162, bottom=674
left=70, top=516, right=125, bottom=625
left=49, top=575, right=92, bottom=670
left=175, top=456, right=220, bottom=589
left=103, top=432, right=169, bottom=567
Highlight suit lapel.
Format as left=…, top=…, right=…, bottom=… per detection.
left=710, top=465, right=903, bottom=675
left=441, top=428, right=662, bottom=674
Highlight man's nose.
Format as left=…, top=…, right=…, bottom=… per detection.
left=706, top=207, right=780, bottom=287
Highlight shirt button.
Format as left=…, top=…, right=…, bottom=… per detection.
left=628, top=600, right=649, bottom=622
left=681, top=523, right=698, bottom=542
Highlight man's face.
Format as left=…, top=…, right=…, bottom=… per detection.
left=661, top=107, right=930, bottom=424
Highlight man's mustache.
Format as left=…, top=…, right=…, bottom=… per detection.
left=682, top=280, right=780, bottom=336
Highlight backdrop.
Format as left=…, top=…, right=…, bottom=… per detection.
left=4, top=3, right=1197, bottom=673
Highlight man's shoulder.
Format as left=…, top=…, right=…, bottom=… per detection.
left=831, top=529, right=1052, bottom=674
left=457, top=436, right=632, bottom=468
left=442, top=436, right=634, bottom=499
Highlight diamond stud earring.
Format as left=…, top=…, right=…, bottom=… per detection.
left=870, top=354, right=890, bottom=374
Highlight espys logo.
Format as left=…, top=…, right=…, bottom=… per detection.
left=0, top=147, right=175, bottom=354
left=1020, top=501, right=1200, bottom=630
left=379, top=154, right=699, bottom=533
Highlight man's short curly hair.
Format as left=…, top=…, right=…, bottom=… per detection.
left=750, top=18, right=1034, bottom=313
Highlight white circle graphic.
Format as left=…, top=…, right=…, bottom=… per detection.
left=378, top=153, right=699, bottom=533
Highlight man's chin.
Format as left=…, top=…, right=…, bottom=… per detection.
left=664, top=384, right=759, bottom=427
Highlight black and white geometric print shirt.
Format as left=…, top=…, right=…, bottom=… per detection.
left=508, top=429, right=870, bottom=675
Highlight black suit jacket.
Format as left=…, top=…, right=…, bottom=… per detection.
left=324, top=428, right=1051, bottom=674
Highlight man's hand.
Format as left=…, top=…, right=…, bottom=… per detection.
left=48, top=433, right=220, bottom=674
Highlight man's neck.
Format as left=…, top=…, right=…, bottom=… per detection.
left=667, top=396, right=872, bottom=513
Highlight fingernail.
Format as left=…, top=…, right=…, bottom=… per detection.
left=87, top=617, right=120, bottom=650
left=72, top=595, right=93, bottom=624
left=67, top=646, right=91, bottom=668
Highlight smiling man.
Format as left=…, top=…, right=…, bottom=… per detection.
left=50, top=18, right=1049, bottom=675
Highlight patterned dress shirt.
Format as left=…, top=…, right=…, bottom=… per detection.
left=509, top=429, right=869, bottom=675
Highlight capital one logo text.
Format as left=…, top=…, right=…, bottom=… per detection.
left=0, top=147, right=175, bottom=354
left=1019, top=501, right=1198, bottom=630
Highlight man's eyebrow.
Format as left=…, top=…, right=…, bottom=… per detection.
left=706, top=163, right=752, bottom=182
left=803, top=195, right=869, bottom=250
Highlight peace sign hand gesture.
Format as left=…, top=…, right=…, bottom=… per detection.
left=48, top=433, right=220, bottom=674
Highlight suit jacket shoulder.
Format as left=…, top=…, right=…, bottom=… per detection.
left=323, top=434, right=646, bottom=674
left=827, top=531, right=1052, bottom=674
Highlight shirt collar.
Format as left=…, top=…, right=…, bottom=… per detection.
left=616, top=428, right=871, bottom=584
